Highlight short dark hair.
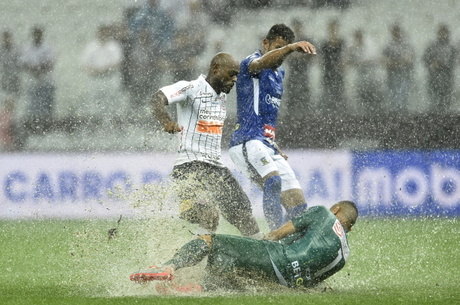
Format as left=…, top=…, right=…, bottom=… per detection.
left=266, top=24, right=295, bottom=43
left=333, top=200, right=359, bottom=225
left=339, top=200, right=358, bottom=216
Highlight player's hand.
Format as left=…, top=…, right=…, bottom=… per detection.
left=164, top=121, right=182, bottom=134
left=289, top=41, right=316, bottom=55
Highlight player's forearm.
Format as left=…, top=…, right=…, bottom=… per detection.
left=152, top=91, right=173, bottom=127
left=249, top=45, right=295, bottom=74
left=265, top=221, right=296, bottom=241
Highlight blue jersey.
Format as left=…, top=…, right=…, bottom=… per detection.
left=230, top=50, right=285, bottom=149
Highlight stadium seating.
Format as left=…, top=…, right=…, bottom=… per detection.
left=0, top=0, right=459, bottom=151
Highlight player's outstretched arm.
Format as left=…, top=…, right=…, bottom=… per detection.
left=264, top=221, right=296, bottom=241
left=249, top=41, right=316, bottom=74
left=151, top=90, right=182, bottom=134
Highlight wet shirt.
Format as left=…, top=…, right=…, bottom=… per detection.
left=266, top=206, right=350, bottom=288
left=229, top=50, right=285, bottom=149
left=160, top=74, right=226, bottom=167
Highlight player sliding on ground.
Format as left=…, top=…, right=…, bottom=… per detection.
left=130, top=201, right=358, bottom=292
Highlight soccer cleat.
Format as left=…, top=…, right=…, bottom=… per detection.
left=129, top=265, right=174, bottom=282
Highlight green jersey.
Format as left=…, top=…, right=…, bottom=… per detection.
left=266, top=206, right=350, bottom=287
left=207, top=206, right=350, bottom=289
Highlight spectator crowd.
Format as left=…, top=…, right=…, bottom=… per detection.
left=284, top=19, right=459, bottom=122
left=0, top=0, right=459, bottom=151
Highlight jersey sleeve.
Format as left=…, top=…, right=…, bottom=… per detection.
left=159, top=80, right=193, bottom=105
left=291, top=206, right=329, bottom=232
left=240, top=53, right=260, bottom=78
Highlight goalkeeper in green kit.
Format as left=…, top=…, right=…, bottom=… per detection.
left=130, top=201, right=358, bottom=291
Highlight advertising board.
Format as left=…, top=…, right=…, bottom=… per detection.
left=1, top=151, right=458, bottom=218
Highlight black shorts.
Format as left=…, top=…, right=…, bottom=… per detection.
left=172, top=161, right=259, bottom=236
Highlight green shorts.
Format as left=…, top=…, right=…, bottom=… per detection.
left=206, top=234, right=281, bottom=283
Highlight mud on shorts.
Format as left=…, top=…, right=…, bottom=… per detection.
left=171, top=161, right=259, bottom=236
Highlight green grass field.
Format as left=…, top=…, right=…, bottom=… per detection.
left=1, top=217, right=459, bottom=305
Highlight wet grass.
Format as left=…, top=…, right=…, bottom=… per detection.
left=0, top=217, right=459, bottom=305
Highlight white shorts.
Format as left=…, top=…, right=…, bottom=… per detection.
left=229, top=140, right=301, bottom=192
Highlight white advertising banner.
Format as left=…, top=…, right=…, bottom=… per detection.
left=4, top=150, right=457, bottom=219
left=0, top=151, right=352, bottom=219
left=0, top=153, right=174, bottom=218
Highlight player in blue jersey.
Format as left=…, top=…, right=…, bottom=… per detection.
left=229, top=24, right=316, bottom=230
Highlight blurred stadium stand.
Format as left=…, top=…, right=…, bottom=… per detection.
left=1, top=0, right=459, bottom=152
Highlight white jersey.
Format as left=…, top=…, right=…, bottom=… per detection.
left=160, top=74, right=227, bottom=167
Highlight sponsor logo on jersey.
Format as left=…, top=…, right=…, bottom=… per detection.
left=170, top=84, right=194, bottom=98
left=195, top=120, right=223, bottom=135
left=290, top=261, right=310, bottom=286
left=260, top=157, right=269, bottom=166
left=198, top=109, right=225, bottom=122
left=332, top=219, right=345, bottom=238
left=198, top=91, right=213, bottom=98
left=264, top=94, right=281, bottom=108
left=198, top=93, right=225, bottom=104
left=199, top=152, right=220, bottom=161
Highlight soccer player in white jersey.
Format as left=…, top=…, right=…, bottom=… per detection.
left=229, top=24, right=316, bottom=230
left=151, top=53, right=260, bottom=237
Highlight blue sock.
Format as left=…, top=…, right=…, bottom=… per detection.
left=263, top=176, right=283, bottom=230
left=286, top=203, right=308, bottom=221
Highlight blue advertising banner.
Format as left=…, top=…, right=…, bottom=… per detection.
left=352, top=150, right=460, bottom=216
